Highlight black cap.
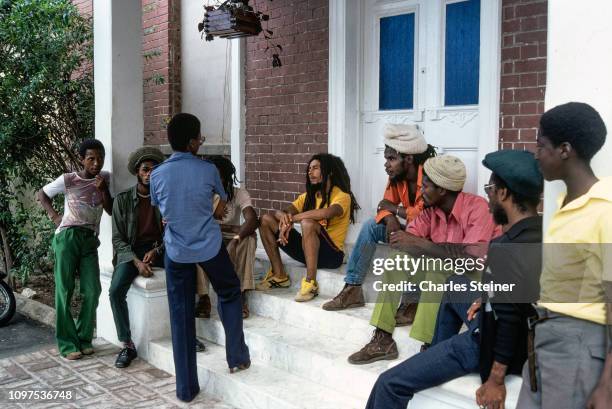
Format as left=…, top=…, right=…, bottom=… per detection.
left=482, top=150, right=543, bottom=198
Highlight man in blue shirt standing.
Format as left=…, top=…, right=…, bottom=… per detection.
left=150, top=113, right=250, bottom=402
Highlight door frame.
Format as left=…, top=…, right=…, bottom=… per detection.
left=328, top=0, right=502, bottom=203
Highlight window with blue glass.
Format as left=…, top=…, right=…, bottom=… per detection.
left=445, top=0, right=480, bottom=106
left=379, top=13, right=415, bottom=110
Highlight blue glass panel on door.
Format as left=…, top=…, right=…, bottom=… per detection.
left=379, top=13, right=415, bottom=110
left=445, top=0, right=480, bottom=106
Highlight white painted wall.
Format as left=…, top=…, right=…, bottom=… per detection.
left=94, top=0, right=143, bottom=273
left=181, top=0, right=232, bottom=146
left=544, top=0, right=612, bottom=228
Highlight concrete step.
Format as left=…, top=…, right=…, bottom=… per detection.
left=244, top=288, right=421, bottom=349
left=254, top=248, right=387, bottom=301
left=197, top=312, right=393, bottom=401
left=148, top=339, right=364, bottom=409
left=197, top=303, right=523, bottom=408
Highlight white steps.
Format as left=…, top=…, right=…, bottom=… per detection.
left=148, top=340, right=363, bottom=409
left=147, top=247, right=523, bottom=408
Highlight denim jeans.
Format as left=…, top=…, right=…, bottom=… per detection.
left=366, top=278, right=481, bottom=409
left=344, top=218, right=387, bottom=285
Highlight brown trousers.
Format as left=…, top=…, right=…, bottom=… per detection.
left=197, top=234, right=257, bottom=295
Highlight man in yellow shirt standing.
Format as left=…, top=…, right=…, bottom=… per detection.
left=517, top=102, right=612, bottom=409
left=257, top=153, right=360, bottom=302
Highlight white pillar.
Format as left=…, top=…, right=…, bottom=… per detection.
left=94, top=1, right=169, bottom=358
left=544, top=0, right=612, bottom=228
left=230, top=38, right=246, bottom=184
left=94, top=0, right=144, bottom=273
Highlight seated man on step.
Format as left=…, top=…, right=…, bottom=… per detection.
left=257, top=153, right=359, bottom=302
left=348, top=155, right=499, bottom=365
left=195, top=155, right=259, bottom=319
left=322, top=124, right=436, bottom=327
left=366, top=150, right=543, bottom=409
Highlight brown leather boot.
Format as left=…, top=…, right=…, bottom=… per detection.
left=195, top=294, right=211, bottom=318
left=347, top=328, right=398, bottom=365
left=395, top=302, right=417, bottom=327
left=321, top=284, right=365, bottom=311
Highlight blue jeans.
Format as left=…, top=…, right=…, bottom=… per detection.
left=366, top=279, right=481, bottom=409
left=344, top=218, right=387, bottom=285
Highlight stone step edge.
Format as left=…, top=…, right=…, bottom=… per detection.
left=148, top=338, right=364, bottom=409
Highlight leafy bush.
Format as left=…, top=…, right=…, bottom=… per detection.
left=0, top=0, right=94, bottom=285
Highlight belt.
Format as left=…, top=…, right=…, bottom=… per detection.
left=526, top=307, right=561, bottom=392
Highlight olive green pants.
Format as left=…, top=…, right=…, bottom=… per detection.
left=52, top=227, right=101, bottom=356
left=369, top=253, right=479, bottom=344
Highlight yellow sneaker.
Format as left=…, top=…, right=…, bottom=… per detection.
left=295, top=278, right=318, bottom=302
left=256, top=268, right=290, bottom=290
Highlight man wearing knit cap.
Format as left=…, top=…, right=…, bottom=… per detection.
left=323, top=123, right=435, bottom=323
left=109, top=146, right=169, bottom=368
left=348, top=154, right=500, bottom=365
left=366, top=150, right=543, bottom=409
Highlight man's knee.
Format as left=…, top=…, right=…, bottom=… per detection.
left=300, top=218, right=319, bottom=234
left=260, top=213, right=277, bottom=230
left=109, top=283, right=127, bottom=302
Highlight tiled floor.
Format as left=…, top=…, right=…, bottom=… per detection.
left=0, top=341, right=234, bottom=409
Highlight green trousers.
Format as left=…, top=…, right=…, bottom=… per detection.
left=369, top=253, right=478, bottom=344
left=52, top=227, right=101, bottom=356
left=109, top=243, right=160, bottom=343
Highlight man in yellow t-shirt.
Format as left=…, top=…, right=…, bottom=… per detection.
left=257, top=153, right=359, bottom=302
left=517, top=102, right=612, bottom=409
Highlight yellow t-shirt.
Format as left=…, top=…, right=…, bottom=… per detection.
left=539, top=177, right=612, bottom=325
left=291, top=186, right=352, bottom=251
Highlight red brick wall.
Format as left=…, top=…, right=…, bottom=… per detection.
left=72, top=0, right=92, bottom=15
left=72, top=0, right=180, bottom=146
left=499, top=0, right=547, bottom=152
left=245, top=0, right=329, bottom=213
left=142, top=0, right=182, bottom=146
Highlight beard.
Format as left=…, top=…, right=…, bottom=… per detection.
left=491, top=202, right=509, bottom=226
left=137, top=177, right=150, bottom=186
left=309, top=182, right=322, bottom=192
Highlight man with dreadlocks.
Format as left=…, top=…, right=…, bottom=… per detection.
left=322, top=124, right=436, bottom=325
left=195, top=156, right=259, bottom=319
left=257, top=153, right=359, bottom=302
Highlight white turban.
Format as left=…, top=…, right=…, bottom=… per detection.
left=383, top=124, right=428, bottom=155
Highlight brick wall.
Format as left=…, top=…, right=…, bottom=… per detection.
left=142, top=0, right=182, bottom=146
left=499, top=0, right=548, bottom=151
left=245, top=0, right=329, bottom=213
left=72, top=0, right=92, bottom=16
left=72, top=0, right=181, bottom=146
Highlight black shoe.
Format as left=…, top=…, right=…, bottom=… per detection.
left=195, top=338, right=206, bottom=353
left=115, top=347, right=137, bottom=368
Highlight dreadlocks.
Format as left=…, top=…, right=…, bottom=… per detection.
left=413, top=144, right=437, bottom=166
left=303, top=153, right=360, bottom=223
left=205, top=155, right=239, bottom=202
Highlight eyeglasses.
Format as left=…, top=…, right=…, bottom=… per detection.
left=483, top=183, right=496, bottom=194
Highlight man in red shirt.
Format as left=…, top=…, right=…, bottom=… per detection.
left=322, top=124, right=435, bottom=322
left=348, top=155, right=500, bottom=365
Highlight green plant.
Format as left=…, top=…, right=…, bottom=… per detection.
left=0, top=0, right=94, bottom=286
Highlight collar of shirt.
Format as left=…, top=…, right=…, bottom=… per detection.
left=503, top=215, right=542, bottom=241
left=556, top=176, right=612, bottom=212
left=432, top=190, right=467, bottom=223
left=167, top=151, right=195, bottom=161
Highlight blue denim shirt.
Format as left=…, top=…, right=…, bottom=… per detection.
left=150, top=152, right=227, bottom=263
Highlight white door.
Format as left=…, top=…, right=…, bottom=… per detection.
left=359, top=0, right=488, bottom=216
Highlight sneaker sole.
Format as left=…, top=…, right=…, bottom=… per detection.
left=295, top=292, right=318, bottom=302
left=348, top=351, right=399, bottom=365
left=321, top=302, right=365, bottom=311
